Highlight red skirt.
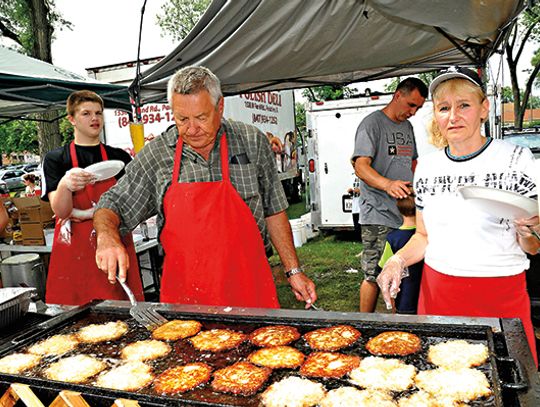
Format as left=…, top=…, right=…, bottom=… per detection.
left=418, top=264, right=537, bottom=366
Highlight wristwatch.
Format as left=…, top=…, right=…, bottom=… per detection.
left=285, top=267, right=304, bottom=278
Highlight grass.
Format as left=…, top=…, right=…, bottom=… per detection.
left=270, top=233, right=364, bottom=312
left=285, top=193, right=309, bottom=219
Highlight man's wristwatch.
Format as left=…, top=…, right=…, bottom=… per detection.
left=285, top=267, right=304, bottom=278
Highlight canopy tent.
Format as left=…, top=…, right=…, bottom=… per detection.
left=134, top=0, right=525, bottom=103
left=0, top=46, right=131, bottom=122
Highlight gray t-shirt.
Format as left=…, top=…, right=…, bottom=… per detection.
left=352, top=110, right=417, bottom=228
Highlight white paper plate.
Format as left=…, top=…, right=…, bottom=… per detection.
left=84, top=160, right=125, bottom=181
left=457, top=186, right=537, bottom=220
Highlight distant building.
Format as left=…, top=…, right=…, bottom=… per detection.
left=502, top=103, right=540, bottom=126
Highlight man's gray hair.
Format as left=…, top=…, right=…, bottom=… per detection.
left=167, top=66, right=223, bottom=106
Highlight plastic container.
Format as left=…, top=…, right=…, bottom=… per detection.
left=0, top=253, right=46, bottom=300
left=290, top=219, right=305, bottom=247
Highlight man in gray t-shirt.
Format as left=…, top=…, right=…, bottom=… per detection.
left=352, top=78, right=428, bottom=313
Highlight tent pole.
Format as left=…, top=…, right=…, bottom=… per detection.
left=129, top=0, right=148, bottom=155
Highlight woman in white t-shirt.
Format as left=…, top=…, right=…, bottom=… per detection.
left=377, top=67, right=540, bottom=365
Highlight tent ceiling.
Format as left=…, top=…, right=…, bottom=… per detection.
left=0, top=46, right=131, bottom=121
left=135, top=0, right=524, bottom=103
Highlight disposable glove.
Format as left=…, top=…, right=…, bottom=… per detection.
left=514, top=216, right=540, bottom=241
left=62, top=167, right=95, bottom=192
left=376, top=254, right=409, bottom=310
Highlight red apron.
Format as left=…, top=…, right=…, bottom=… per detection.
left=418, top=263, right=537, bottom=366
left=45, top=142, right=144, bottom=305
left=159, top=133, right=279, bottom=308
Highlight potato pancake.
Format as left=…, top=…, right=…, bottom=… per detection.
left=45, top=355, right=106, bottom=383
left=77, top=321, right=129, bottom=343
left=303, top=325, right=361, bottom=351
left=300, top=352, right=360, bottom=378
left=427, top=340, right=488, bottom=369
left=349, top=356, right=416, bottom=392
left=154, top=362, right=212, bottom=394
left=415, top=368, right=491, bottom=402
left=121, top=339, right=171, bottom=361
left=152, top=319, right=202, bottom=341
left=189, top=329, right=247, bottom=352
left=27, top=334, right=79, bottom=356
left=0, top=353, right=41, bottom=374
left=320, top=387, right=397, bottom=407
left=366, top=331, right=421, bottom=356
left=248, top=346, right=305, bottom=369
left=249, top=325, right=301, bottom=347
left=95, top=361, right=153, bottom=391
left=260, top=376, right=326, bottom=407
left=211, top=361, right=271, bottom=395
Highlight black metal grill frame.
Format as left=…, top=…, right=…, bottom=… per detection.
left=0, top=300, right=538, bottom=406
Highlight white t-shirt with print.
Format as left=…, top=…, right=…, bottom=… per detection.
left=414, top=138, right=536, bottom=277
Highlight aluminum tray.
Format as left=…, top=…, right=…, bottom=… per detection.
left=0, top=287, right=35, bottom=329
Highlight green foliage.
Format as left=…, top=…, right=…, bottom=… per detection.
left=0, top=120, right=38, bottom=154
left=385, top=73, right=434, bottom=93
left=302, top=85, right=355, bottom=102
left=0, top=0, right=70, bottom=51
left=156, top=0, right=211, bottom=42
left=502, top=86, right=514, bottom=103
left=295, top=102, right=306, bottom=134
left=58, top=116, right=74, bottom=144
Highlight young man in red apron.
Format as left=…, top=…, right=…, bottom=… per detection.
left=42, top=91, right=144, bottom=305
left=93, top=66, right=317, bottom=309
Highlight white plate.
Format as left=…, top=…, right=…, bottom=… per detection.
left=84, top=160, right=125, bottom=181
left=457, top=186, right=537, bottom=220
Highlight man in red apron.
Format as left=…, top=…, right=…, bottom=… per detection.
left=42, top=90, right=144, bottom=305
left=94, top=66, right=317, bottom=308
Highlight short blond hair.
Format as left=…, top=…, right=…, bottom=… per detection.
left=428, top=79, right=487, bottom=148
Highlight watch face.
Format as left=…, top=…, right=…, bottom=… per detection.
left=286, top=268, right=303, bottom=278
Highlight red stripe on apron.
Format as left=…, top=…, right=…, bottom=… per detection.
left=418, top=263, right=537, bottom=366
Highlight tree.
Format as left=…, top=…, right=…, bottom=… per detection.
left=0, top=120, right=39, bottom=156
left=502, top=86, right=514, bottom=103
left=505, top=4, right=540, bottom=129
left=295, top=102, right=306, bottom=135
left=0, top=0, right=70, bottom=159
left=156, top=0, right=211, bottom=42
left=301, top=85, right=355, bottom=102
left=384, top=72, right=435, bottom=93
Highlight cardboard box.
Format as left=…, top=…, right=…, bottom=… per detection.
left=20, top=222, right=45, bottom=246
left=12, top=197, right=53, bottom=224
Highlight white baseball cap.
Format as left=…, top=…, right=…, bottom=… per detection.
left=429, top=66, right=484, bottom=96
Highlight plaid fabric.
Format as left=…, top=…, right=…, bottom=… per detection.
left=97, top=119, right=288, bottom=250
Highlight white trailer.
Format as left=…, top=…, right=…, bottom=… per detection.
left=306, top=94, right=435, bottom=231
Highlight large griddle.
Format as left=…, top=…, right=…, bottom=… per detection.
left=0, top=300, right=538, bottom=406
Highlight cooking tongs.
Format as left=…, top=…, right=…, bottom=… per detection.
left=116, top=277, right=167, bottom=331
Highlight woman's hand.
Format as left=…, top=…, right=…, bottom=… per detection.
left=514, top=215, right=540, bottom=254
left=376, top=254, right=409, bottom=310
left=514, top=215, right=540, bottom=239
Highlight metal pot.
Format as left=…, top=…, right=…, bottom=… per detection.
left=0, top=253, right=46, bottom=300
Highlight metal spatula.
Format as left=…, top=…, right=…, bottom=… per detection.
left=116, top=277, right=167, bottom=331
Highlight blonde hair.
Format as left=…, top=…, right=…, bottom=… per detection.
left=428, top=79, right=487, bottom=149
